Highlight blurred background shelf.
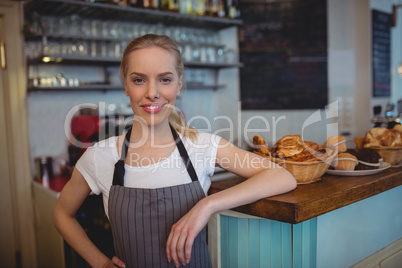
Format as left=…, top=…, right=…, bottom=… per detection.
left=27, top=84, right=123, bottom=92
left=24, top=0, right=243, bottom=30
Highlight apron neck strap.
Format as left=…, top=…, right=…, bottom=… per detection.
left=169, top=125, right=198, bottom=182
left=120, top=127, right=132, bottom=161
left=113, top=125, right=199, bottom=186
left=112, top=128, right=132, bottom=186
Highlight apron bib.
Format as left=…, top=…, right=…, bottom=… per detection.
left=108, top=126, right=212, bottom=268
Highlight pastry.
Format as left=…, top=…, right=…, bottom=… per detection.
left=364, top=127, right=402, bottom=148
left=334, top=153, right=358, bottom=170
left=274, top=135, right=304, bottom=158
left=394, top=124, right=402, bottom=134
left=302, top=141, right=319, bottom=152
left=252, top=135, right=270, bottom=156
left=325, top=135, right=346, bottom=152
left=271, top=136, right=333, bottom=162
left=354, top=137, right=365, bottom=149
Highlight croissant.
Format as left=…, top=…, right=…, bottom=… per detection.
left=302, top=141, right=320, bottom=152
left=364, top=127, right=402, bottom=148
left=252, top=135, right=270, bottom=156
left=275, top=135, right=304, bottom=158
left=324, top=135, right=346, bottom=152
left=394, top=124, right=402, bottom=134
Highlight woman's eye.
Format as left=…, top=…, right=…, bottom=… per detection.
left=160, top=78, right=172, bottom=83
left=133, top=78, right=145, bottom=84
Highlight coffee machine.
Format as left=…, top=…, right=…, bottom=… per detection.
left=68, top=103, right=133, bottom=166
left=371, top=99, right=402, bottom=129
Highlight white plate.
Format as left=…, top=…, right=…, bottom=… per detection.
left=326, top=162, right=391, bottom=176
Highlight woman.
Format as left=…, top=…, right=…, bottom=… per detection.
left=52, top=34, right=297, bottom=268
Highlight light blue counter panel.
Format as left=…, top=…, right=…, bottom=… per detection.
left=293, top=219, right=317, bottom=268
left=316, top=185, right=402, bottom=268
left=219, top=186, right=401, bottom=268
left=220, top=215, right=317, bottom=268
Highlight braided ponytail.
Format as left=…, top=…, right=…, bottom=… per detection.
left=168, top=108, right=198, bottom=142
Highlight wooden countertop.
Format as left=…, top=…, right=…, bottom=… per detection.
left=208, top=167, right=402, bottom=224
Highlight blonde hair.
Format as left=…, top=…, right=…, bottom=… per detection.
left=120, top=34, right=197, bottom=141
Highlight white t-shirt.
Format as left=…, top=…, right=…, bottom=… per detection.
left=75, top=131, right=221, bottom=219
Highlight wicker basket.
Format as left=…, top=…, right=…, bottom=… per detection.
left=369, top=147, right=402, bottom=166
left=270, top=148, right=337, bottom=184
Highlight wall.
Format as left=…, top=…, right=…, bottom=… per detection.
left=392, top=9, right=402, bottom=104
left=371, top=0, right=402, bottom=119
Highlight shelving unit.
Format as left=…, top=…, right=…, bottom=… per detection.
left=27, top=82, right=228, bottom=92
left=28, top=53, right=242, bottom=68
left=24, top=0, right=242, bottom=30
left=27, top=84, right=123, bottom=92
left=24, top=0, right=242, bottom=92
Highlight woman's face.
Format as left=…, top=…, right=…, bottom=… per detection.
left=124, top=46, right=182, bottom=127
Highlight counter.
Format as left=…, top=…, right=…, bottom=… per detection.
left=207, top=167, right=402, bottom=268
left=209, top=167, right=402, bottom=224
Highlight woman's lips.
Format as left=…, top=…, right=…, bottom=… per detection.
left=141, top=103, right=166, bottom=114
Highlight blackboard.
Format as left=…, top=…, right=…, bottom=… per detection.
left=372, top=9, right=391, bottom=97
left=239, top=0, right=327, bottom=110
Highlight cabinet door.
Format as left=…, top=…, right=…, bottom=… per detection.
left=33, top=184, right=65, bottom=268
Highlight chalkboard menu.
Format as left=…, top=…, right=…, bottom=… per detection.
left=239, top=0, right=327, bottom=110
left=372, top=9, right=391, bottom=97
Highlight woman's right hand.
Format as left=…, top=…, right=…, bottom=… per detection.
left=102, top=256, right=126, bottom=268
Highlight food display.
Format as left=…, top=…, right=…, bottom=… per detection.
left=252, top=129, right=398, bottom=181
left=355, top=126, right=402, bottom=166
left=252, top=134, right=336, bottom=184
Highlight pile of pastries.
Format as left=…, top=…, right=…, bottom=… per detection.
left=356, top=125, right=402, bottom=149
left=332, top=125, right=402, bottom=171
left=252, top=125, right=402, bottom=173
left=253, top=134, right=335, bottom=162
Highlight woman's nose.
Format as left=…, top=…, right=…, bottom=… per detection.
left=145, top=82, right=159, bottom=100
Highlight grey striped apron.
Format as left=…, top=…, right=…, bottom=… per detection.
left=108, top=125, right=212, bottom=268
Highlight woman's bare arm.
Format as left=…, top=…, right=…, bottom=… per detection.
left=166, top=138, right=297, bottom=266
left=52, top=168, right=125, bottom=268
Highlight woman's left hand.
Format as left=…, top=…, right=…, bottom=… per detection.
left=166, top=198, right=212, bottom=267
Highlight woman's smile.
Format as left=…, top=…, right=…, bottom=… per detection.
left=141, top=102, right=167, bottom=113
